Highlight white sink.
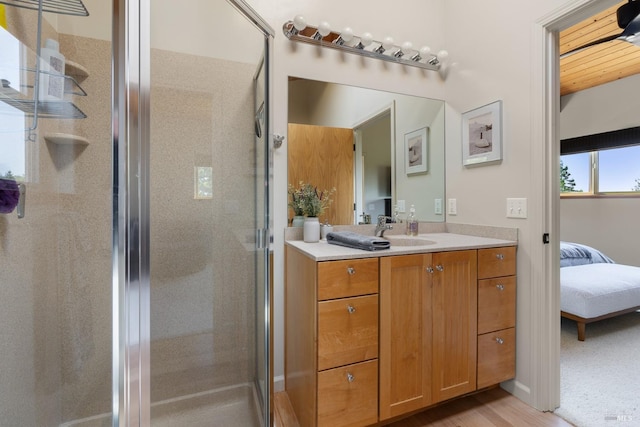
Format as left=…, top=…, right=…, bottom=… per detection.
left=384, top=235, right=436, bottom=247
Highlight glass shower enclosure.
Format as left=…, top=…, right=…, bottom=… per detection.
left=0, top=0, right=272, bottom=425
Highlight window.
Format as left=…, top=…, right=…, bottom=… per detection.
left=561, top=146, right=640, bottom=195
left=560, top=126, right=640, bottom=196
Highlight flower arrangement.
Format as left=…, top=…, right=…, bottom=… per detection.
left=288, top=181, right=335, bottom=218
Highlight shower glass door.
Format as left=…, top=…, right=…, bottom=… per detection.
left=0, top=1, right=113, bottom=425
left=147, top=1, right=272, bottom=425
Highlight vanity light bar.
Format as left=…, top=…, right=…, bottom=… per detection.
left=282, top=18, right=447, bottom=71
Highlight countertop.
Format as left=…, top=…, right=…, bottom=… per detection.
left=285, top=232, right=517, bottom=262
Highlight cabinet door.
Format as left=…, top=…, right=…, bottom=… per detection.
left=431, top=250, right=478, bottom=403
left=379, top=254, right=432, bottom=420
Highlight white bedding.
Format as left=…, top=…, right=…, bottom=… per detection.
left=561, top=263, right=640, bottom=319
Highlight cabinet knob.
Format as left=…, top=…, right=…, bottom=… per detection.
left=347, top=267, right=356, bottom=275
left=496, top=253, right=505, bottom=260
left=347, top=372, right=355, bottom=382
left=496, top=337, right=504, bottom=345
left=436, top=264, right=444, bottom=272
left=496, top=284, right=505, bottom=291
left=347, top=305, right=356, bottom=314
left=426, top=266, right=434, bottom=274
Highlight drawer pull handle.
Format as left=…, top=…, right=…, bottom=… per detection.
left=496, top=253, right=505, bottom=260
left=426, top=266, right=434, bottom=274
left=496, top=284, right=505, bottom=291
left=436, top=264, right=444, bottom=272
left=347, top=372, right=354, bottom=382
left=496, top=337, right=504, bottom=345
left=347, top=267, right=356, bottom=275
left=347, top=305, right=356, bottom=314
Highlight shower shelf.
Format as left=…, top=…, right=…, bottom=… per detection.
left=0, top=0, right=89, bottom=16
left=65, top=60, right=89, bottom=81
left=44, top=132, right=89, bottom=146
left=0, top=0, right=90, bottom=129
left=0, top=72, right=87, bottom=119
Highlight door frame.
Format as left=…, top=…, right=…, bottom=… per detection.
left=353, top=102, right=395, bottom=223
left=528, top=0, right=620, bottom=411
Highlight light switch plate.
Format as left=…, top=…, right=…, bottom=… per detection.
left=397, top=199, right=406, bottom=213
left=447, top=198, right=457, bottom=215
left=434, top=198, right=443, bottom=215
left=507, top=198, right=527, bottom=219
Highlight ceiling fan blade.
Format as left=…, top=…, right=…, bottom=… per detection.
left=560, top=33, right=623, bottom=59
left=620, top=11, right=640, bottom=40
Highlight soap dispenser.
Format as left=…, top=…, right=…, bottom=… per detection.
left=406, top=205, right=418, bottom=236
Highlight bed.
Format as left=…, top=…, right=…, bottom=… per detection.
left=560, top=241, right=640, bottom=341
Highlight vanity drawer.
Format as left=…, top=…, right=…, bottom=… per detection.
left=478, top=276, right=516, bottom=334
left=317, top=359, right=378, bottom=427
left=478, top=247, right=516, bottom=279
left=318, top=258, right=379, bottom=301
left=317, top=294, right=379, bottom=371
left=477, top=327, right=516, bottom=389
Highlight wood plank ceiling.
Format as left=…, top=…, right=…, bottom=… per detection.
left=559, top=1, right=640, bottom=96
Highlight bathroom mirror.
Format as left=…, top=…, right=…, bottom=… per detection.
left=288, top=77, right=445, bottom=225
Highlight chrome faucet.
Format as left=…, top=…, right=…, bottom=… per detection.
left=375, top=215, right=393, bottom=237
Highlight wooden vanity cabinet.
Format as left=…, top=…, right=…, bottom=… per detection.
left=286, top=243, right=516, bottom=426
left=379, top=250, right=478, bottom=420
left=477, top=247, right=517, bottom=389
left=285, top=247, right=379, bottom=427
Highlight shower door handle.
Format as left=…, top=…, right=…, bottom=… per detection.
left=256, top=228, right=269, bottom=249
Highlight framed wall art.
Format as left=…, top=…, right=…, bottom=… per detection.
left=405, top=127, right=428, bottom=175
left=461, top=100, right=503, bottom=166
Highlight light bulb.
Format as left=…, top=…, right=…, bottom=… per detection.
left=437, top=49, right=449, bottom=60
left=293, top=15, right=307, bottom=31
left=318, top=21, right=331, bottom=37
left=382, top=36, right=395, bottom=50
left=341, top=27, right=354, bottom=43
left=401, top=41, right=413, bottom=52
left=419, top=46, right=431, bottom=57
left=360, top=32, right=373, bottom=47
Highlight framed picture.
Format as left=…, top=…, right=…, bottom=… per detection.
left=462, top=100, right=503, bottom=166
left=405, top=127, right=428, bottom=175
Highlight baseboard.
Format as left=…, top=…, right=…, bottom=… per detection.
left=273, top=375, right=285, bottom=392
left=501, top=379, right=532, bottom=406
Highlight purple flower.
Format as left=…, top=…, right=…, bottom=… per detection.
left=0, top=178, right=20, bottom=214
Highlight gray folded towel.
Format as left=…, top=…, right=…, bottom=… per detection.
left=326, top=231, right=391, bottom=251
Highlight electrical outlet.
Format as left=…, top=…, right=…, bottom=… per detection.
left=447, top=198, right=457, bottom=215
left=506, top=198, right=527, bottom=219
left=397, top=199, right=406, bottom=212
left=434, top=198, right=443, bottom=215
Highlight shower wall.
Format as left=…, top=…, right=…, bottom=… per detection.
left=0, top=7, right=112, bottom=426
left=149, top=48, right=258, bottom=403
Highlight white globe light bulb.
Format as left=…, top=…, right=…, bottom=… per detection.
left=293, top=15, right=307, bottom=31
left=437, top=49, right=449, bottom=60
left=318, top=21, right=331, bottom=37
left=402, top=41, right=413, bottom=52
left=419, top=46, right=431, bottom=57
left=360, top=32, right=373, bottom=47
left=341, top=27, right=354, bottom=43
left=382, top=36, right=395, bottom=50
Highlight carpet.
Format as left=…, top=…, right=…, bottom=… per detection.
left=555, top=312, right=640, bottom=427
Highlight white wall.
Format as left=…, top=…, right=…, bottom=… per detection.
left=560, top=74, right=640, bottom=267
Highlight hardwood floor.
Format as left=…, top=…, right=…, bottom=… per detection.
left=273, top=387, right=574, bottom=427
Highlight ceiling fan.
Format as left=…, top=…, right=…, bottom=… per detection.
left=561, top=0, right=640, bottom=58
